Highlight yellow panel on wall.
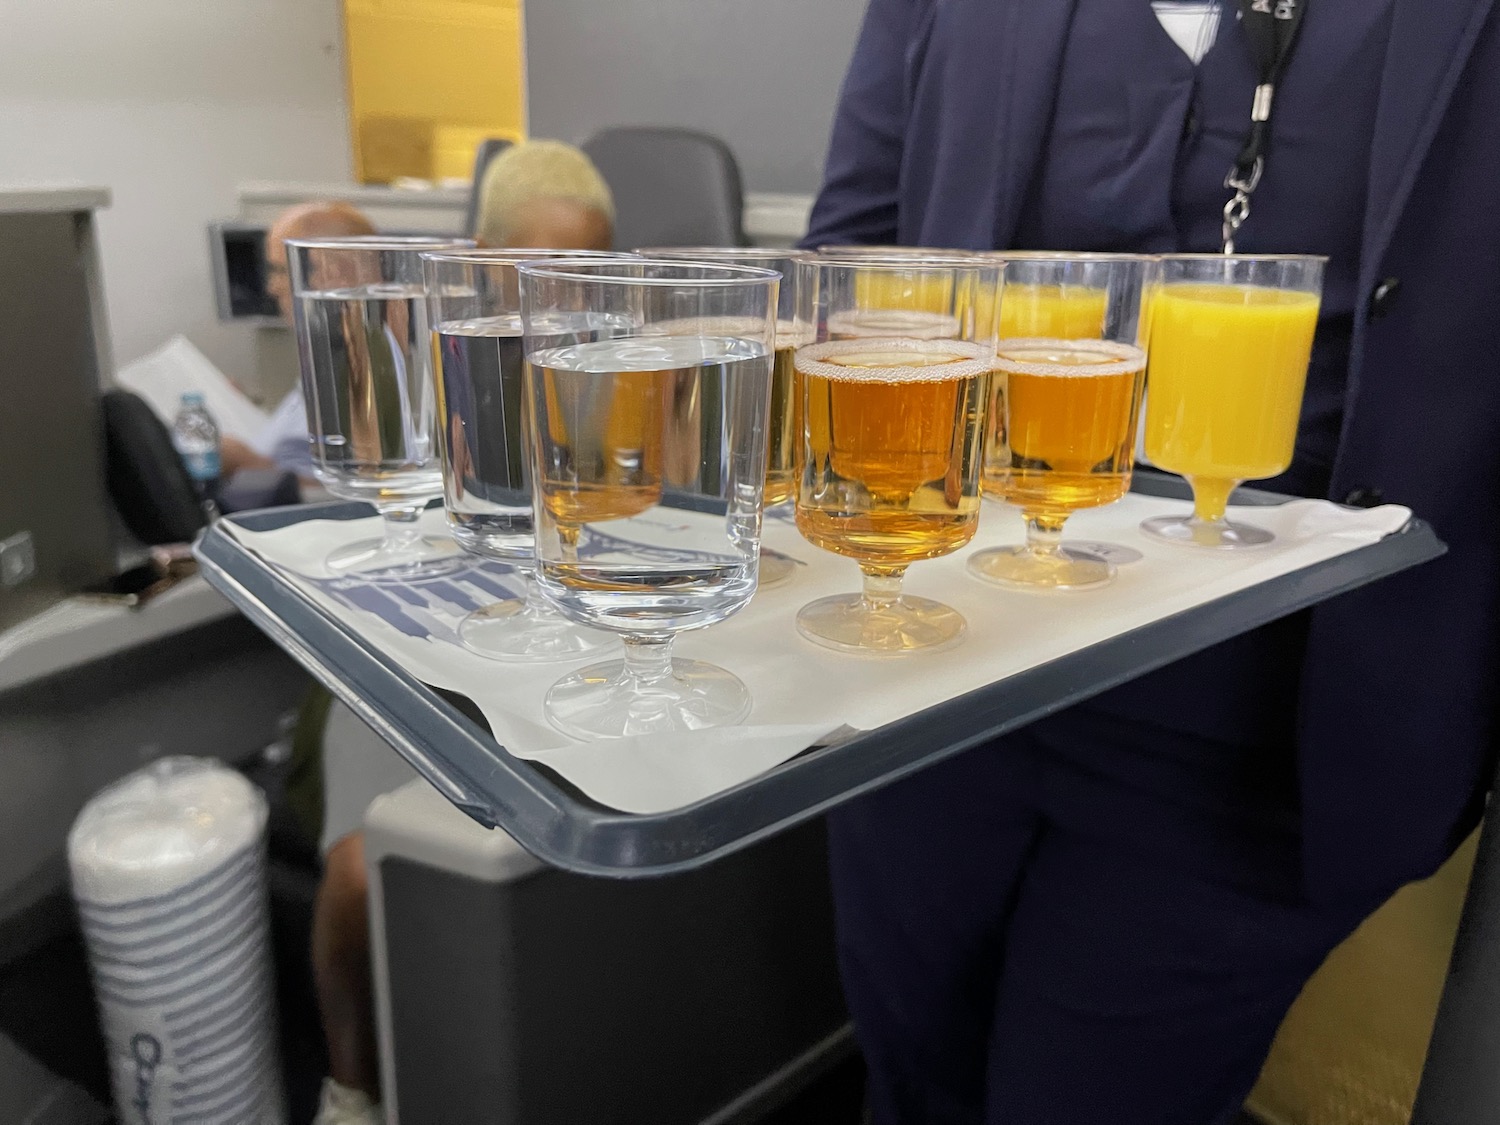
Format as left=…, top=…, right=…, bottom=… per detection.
left=344, top=0, right=527, bottom=184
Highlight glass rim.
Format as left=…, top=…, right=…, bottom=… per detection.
left=514, top=258, right=782, bottom=287
left=1161, top=252, right=1329, bottom=264
left=420, top=248, right=636, bottom=266
left=634, top=246, right=815, bottom=262
left=816, top=244, right=977, bottom=256
left=983, top=250, right=1163, bottom=262
left=808, top=253, right=996, bottom=272
left=285, top=235, right=475, bottom=251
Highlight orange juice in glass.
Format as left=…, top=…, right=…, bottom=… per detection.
left=1141, top=255, right=1325, bottom=549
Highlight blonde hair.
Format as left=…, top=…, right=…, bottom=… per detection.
left=475, top=140, right=615, bottom=246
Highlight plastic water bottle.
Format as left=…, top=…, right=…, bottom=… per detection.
left=171, top=391, right=221, bottom=511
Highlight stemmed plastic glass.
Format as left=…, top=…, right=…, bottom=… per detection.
left=423, top=248, right=631, bottom=660
left=1140, top=254, right=1325, bottom=548
left=792, top=254, right=1000, bottom=653
left=968, top=253, right=1156, bottom=590
left=517, top=259, right=779, bottom=739
left=287, top=235, right=472, bottom=574
left=637, top=246, right=811, bottom=585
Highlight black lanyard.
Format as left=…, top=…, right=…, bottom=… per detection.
left=1222, top=0, right=1310, bottom=252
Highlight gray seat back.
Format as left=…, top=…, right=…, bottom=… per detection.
left=365, top=780, right=849, bottom=1125
left=582, top=126, right=747, bottom=249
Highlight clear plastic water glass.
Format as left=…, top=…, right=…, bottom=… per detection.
left=517, top=259, right=780, bottom=740
left=635, top=246, right=811, bottom=585
left=287, top=235, right=472, bottom=574
left=423, top=248, right=631, bottom=660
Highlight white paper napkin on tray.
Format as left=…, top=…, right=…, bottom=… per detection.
left=223, top=495, right=1410, bottom=814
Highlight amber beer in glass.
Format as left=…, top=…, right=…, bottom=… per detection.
left=969, top=253, right=1156, bottom=590
left=793, top=255, right=1000, bottom=653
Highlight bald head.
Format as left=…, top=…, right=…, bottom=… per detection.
left=264, top=201, right=376, bottom=319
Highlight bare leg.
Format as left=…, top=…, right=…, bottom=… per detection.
left=311, top=831, right=381, bottom=1099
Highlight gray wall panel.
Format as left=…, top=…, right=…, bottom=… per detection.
left=524, top=0, right=868, bottom=193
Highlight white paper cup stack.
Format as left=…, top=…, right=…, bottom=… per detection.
left=67, top=757, right=285, bottom=1125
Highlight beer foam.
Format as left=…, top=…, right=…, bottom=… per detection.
left=992, top=337, right=1146, bottom=378
left=827, top=308, right=961, bottom=339
left=795, top=337, right=991, bottom=383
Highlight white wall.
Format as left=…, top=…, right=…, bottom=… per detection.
left=0, top=0, right=352, bottom=396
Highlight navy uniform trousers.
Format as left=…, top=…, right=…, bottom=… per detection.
left=829, top=715, right=1385, bottom=1125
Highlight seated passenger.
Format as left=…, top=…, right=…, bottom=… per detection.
left=220, top=202, right=377, bottom=479
left=474, top=139, right=615, bottom=250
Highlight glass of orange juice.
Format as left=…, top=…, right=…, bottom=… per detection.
left=968, top=253, right=1157, bottom=591
left=1141, top=255, right=1325, bottom=549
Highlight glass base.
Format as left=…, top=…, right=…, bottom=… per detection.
left=967, top=545, right=1115, bottom=592
left=796, top=593, right=966, bottom=655
left=326, top=532, right=462, bottom=577
left=1140, top=514, right=1274, bottom=550
left=759, top=549, right=798, bottom=588
left=545, top=657, right=752, bottom=739
left=1067, top=540, right=1145, bottom=567
left=458, top=601, right=614, bottom=662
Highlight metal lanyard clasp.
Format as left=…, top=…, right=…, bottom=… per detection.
left=1222, top=154, right=1263, bottom=255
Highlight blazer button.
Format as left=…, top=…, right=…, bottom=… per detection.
left=1344, top=487, right=1385, bottom=508
left=1368, top=277, right=1401, bottom=320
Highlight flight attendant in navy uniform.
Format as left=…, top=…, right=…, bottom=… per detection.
left=802, top=0, right=1500, bottom=1121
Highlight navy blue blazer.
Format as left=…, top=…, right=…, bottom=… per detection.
left=805, top=0, right=1500, bottom=902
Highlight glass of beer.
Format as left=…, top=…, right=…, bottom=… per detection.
left=423, top=248, right=631, bottom=661
left=517, top=259, right=779, bottom=739
left=968, top=253, right=1156, bottom=591
left=1140, top=255, right=1325, bottom=549
left=636, top=247, right=811, bottom=585
left=287, top=235, right=472, bottom=574
left=793, top=255, right=1000, bottom=654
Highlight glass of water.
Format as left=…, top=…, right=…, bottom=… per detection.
left=423, top=248, right=630, bottom=661
left=517, top=259, right=779, bottom=740
left=635, top=247, right=812, bottom=587
left=287, top=235, right=471, bottom=574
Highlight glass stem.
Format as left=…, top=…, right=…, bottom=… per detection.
left=621, top=635, right=675, bottom=687
left=379, top=505, right=424, bottom=551
left=1189, top=477, right=1237, bottom=525
left=859, top=568, right=907, bottom=614
left=1024, top=512, right=1069, bottom=558
left=519, top=570, right=552, bottom=615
